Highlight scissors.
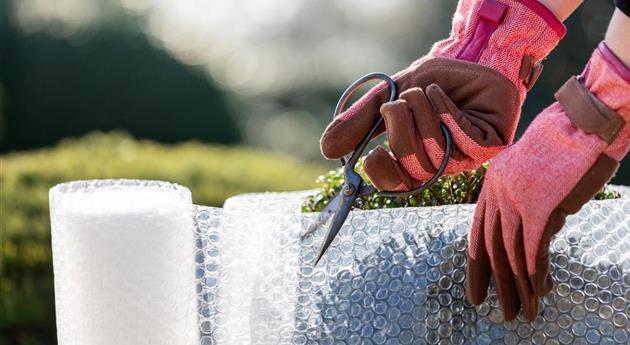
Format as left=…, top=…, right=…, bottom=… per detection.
left=306, top=72, right=453, bottom=266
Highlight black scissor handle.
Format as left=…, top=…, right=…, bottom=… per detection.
left=334, top=72, right=452, bottom=198
left=334, top=73, right=397, bottom=168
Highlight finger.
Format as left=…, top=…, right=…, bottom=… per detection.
left=393, top=86, right=478, bottom=181
left=514, top=276, right=538, bottom=321
left=466, top=199, right=492, bottom=305
left=399, top=87, right=445, bottom=151
left=532, top=250, right=553, bottom=298
left=499, top=207, right=538, bottom=321
left=400, top=87, right=455, bottom=176
left=380, top=96, right=437, bottom=181
left=363, top=146, right=419, bottom=192
left=425, top=83, right=505, bottom=149
left=424, top=84, right=505, bottom=170
left=485, top=209, right=521, bottom=321
left=320, top=80, right=396, bottom=160
left=530, top=210, right=566, bottom=297
left=418, top=84, right=484, bottom=174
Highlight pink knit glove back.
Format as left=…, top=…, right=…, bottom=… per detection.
left=320, top=0, right=565, bottom=192
left=466, top=42, right=630, bottom=322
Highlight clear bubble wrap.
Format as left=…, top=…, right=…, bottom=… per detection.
left=195, top=186, right=630, bottom=345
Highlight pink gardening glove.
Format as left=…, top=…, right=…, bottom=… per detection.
left=320, top=0, right=566, bottom=192
left=466, top=42, right=630, bottom=321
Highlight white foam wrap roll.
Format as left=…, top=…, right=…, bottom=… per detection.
left=49, top=180, right=198, bottom=345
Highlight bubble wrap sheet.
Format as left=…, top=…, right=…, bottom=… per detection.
left=195, top=186, right=630, bottom=345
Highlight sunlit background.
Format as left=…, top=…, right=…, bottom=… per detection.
left=3, top=0, right=452, bottom=158
left=0, top=0, right=626, bottom=344
left=1, top=0, right=625, bottom=163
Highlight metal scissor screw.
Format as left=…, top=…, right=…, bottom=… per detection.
left=343, top=185, right=355, bottom=196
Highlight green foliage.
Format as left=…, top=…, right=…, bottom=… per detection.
left=302, top=160, right=620, bottom=212
left=594, top=188, right=621, bottom=201
left=302, top=160, right=486, bottom=212
left=0, top=131, right=325, bottom=345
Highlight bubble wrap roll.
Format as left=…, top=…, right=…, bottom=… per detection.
left=49, top=180, right=199, bottom=345
left=197, top=187, right=630, bottom=345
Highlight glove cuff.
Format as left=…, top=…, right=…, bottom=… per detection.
left=430, top=0, right=565, bottom=92
left=581, top=43, right=630, bottom=107
left=597, top=41, right=630, bottom=85
left=580, top=42, right=630, bottom=160
left=514, top=0, right=566, bottom=37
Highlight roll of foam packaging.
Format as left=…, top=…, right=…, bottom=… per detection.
left=49, top=180, right=199, bottom=345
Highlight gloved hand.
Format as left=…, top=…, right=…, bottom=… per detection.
left=320, top=0, right=566, bottom=192
left=466, top=42, right=630, bottom=321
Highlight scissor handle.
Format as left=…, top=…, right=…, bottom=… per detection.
left=334, top=73, right=397, bottom=168
left=334, top=72, right=452, bottom=198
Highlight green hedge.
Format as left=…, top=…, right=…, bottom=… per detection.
left=302, top=161, right=621, bottom=213
left=0, top=132, right=325, bottom=345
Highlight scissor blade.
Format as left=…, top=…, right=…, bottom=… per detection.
left=304, top=193, right=343, bottom=236
left=314, top=199, right=352, bottom=266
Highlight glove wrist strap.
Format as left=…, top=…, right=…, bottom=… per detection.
left=555, top=76, right=626, bottom=143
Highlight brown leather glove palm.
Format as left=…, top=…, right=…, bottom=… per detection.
left=320, top=0, right=565, bottom=192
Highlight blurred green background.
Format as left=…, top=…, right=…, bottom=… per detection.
left=0, top=0, right=627, bottom=344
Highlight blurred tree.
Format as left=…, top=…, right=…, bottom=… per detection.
left=0, top=0, right=240, bottom=152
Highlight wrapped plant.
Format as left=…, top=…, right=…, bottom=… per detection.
left=302, top=160, right=620, bottom=212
